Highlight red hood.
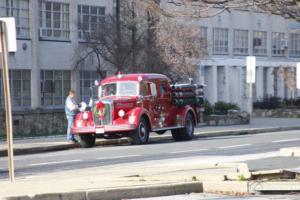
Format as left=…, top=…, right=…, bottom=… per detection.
left=100, top=96, right=138, bottom=109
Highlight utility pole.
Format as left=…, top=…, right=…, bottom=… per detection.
left=0, top=18, right=17, bottom=182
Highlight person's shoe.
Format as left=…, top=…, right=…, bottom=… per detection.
left=67, top=139, right=78, bottom=144
left=72, top=138, right=79, bottom=143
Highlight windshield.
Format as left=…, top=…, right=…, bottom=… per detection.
left=100, top=82, right=138, bottom=97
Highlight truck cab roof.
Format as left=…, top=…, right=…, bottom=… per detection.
left=100, top=73, right=170, bottom=85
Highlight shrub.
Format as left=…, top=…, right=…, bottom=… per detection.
left=213, top=101, right=240, bottom=115
left=203, top=99, right=213, bottom=116
left=253, top=96, right=282, bottom=109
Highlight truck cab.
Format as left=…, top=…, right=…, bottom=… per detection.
left=72, top=73, right=202, bottom=148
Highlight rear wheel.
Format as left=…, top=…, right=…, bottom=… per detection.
left=171, top=113, right=194, bottom=141
left=130, top=118, right=149, bottom=145
left=79, top=134, right=96, bottom=148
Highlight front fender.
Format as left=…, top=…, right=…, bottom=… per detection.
left=176, top=105, right=197, bottom=126
left=127, top=107, right=152, bottom=130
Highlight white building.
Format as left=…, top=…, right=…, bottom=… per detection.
left=0, top=0, right=114, bottom=110
left=194, top=10, right=300, bottom=110
left=0, top=1, right=300, bottom=111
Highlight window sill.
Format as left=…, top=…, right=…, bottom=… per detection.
left=233, top=53, right=248, bottom=56
left=212, top=53, right=229, bottom=55
left=39, top=38, right=71, bottom=43
left=271, top=55, right=286, bottom=57
left=17, top=37, right=31, bottom=41
left=253, top=54, right=268, bottom=57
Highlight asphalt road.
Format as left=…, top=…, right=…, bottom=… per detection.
left=1, top=129, right=300, bottom=179
left=131, top=193, right=300, bottom=200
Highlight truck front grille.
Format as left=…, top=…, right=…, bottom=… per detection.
left=93, top=101, right=113, bottom=126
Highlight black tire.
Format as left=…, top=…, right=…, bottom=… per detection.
left=171, top=113, right=194, bottom=141
left=79, top=134, right=96, bottom=148
left=130, top=118, right=149, bottom=145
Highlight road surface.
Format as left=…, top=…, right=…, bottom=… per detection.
left=1, top=129, right=300, bottom=179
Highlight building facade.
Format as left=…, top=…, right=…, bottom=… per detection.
left=0, top=1, right=300, bottom=112
left=194, top=10, right=300, bottom=110
left=0, top=0, right=114, bottom=110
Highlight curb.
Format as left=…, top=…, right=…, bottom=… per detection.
left=4, top=182, right=203, bottom=200
left=0, top=138, right=129, bottom=157
left=1, top=126, right=300, bottom=157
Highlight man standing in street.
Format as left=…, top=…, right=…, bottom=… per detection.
left=65, top=90, right=79, bottom=143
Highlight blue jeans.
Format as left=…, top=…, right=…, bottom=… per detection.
left=67, top=115, right=75, bottom=141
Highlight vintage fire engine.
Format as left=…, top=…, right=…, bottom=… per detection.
left=71, top=73, right=204, bottom=148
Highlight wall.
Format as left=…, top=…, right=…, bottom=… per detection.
left=0, top=109, right=67, bottom=138
left=204, top=111, right=250, bottom=126
left=253, top=109, right=300, bottom=118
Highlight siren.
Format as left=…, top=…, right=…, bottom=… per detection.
left=117, top=71, right=123, bottom=79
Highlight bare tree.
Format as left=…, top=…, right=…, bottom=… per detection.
left=75, top=0, right=149, bottom=76
left=74, top=0, right=208, bottom=81
left=143, top=0, right=300, bottom=21
left=155, top=18, right=207, bottom=81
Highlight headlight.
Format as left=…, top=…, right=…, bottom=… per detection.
left=82, top=112, right=88, bottom=120
left=118, top=109, right=125, bottom=118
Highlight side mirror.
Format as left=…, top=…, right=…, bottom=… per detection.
left=137, top=96, right=144, bottom=104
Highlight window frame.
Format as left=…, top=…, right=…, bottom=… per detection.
left=0, top=69, right=31, bottom=109
left=0, top=0, right=30, bottom=39
left=233, top=29, right=249, bottom=55
left=39, top=1, right=70, bottom=40
left=253, top=31, right=268, bottom=56
left=212, top=28, right=229, bottom=55
left=77, top=4, right=106, bottom=41
left=271, top=32, right=286, bottom=57
left=40, top=70, right=70, bottom=107
left=289, top=33, right=300, bottom=58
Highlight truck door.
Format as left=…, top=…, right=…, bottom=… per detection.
left=158, top=80, right=175, bottom=127
left=140, top=81, right=159, bottom=128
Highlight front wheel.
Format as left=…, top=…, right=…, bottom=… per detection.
left=130, top=118, right=149, bottom=145
left=79, top=134, right=96, bottom=148
left=171, top=113, right=194, bottom=141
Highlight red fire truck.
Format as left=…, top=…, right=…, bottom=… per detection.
left=72, top=73, right=204, bottom=148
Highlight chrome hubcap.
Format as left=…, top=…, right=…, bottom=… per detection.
left=186, top=118, right=193, bottom=136
left=139, top=123, right=146, bottom=140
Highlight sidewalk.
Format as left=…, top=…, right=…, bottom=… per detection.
left=1, top=153, right=300, bottom=200
left=1, top=117, right=300, bottom=157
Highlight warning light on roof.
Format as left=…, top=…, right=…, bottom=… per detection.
left=117, top=71, right=123, bottom=79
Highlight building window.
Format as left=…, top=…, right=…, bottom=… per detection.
left=253, top=31, right=267, bottom=56
left=0, top=0, right=30, bottom=38
left=80, top=71, right=102, bottom=102
left=213, top=28, right=228, bottom=54
left=0, top=70, right=31, bottom=108
left=289, top=33, right=300, bottom=57
left=78, top=5, right=105, bottom=40
left=41, top=70, right=70, bottom=106
left=272, top=32, right=286, bottom=56
left=39, top=1, right=70, bottom=40
left=233, top=29, right=248, bottom=55
left=199, top=26, right=207, bottom=50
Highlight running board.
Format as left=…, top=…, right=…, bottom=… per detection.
left=152, top=126, right=184, bottom=132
